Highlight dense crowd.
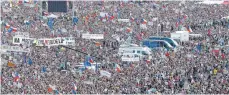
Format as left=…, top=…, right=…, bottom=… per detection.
left=1, top=1, right=229, bottom=94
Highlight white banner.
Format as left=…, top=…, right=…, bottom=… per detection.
left=1, top=45, right=30, bottom=52
left=118, top=19, right=130, bottom=22
left=82, top=34, right=104, bottom=39
left=12, top=36, right=75, bottom=46
left=100, top=12, right=108, bottom=17
left=100, top=70, right=111, bottom=78
left=121, top=57, right=140, bottom=62
left=14, top=32, right=29, bottom=37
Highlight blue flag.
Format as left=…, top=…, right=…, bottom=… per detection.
left=8, top=27, right=13, bottom=33
left=24, top=55, right=27, bottom=64
left=28, top=58, right=33, bottom=65
left=72, top=90, right=77, bottom=94
left=73, top=17, right=78, bottom=25
left=84, top=56, right=92, bottom=67
left=47, top=18, right=54, bottom=30
left=196, top=43, right=201, bottom=52
left=42, top=66, right=46, bottom=72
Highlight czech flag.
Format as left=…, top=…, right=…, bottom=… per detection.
left=130, top=17, right=135, bottom=22
left=89, top=57, right=94, bottom=64
left=187, top=26, right=193, bottom=33
left=141, top=19, right=147, bottom=24
left=146, top=59, right=150, bottom=64
left=5, top=24, right=11, bottom=29
left=109, top=16, right=115, bottom=20
left=126, top=27, right=132, bottom=33
left=8, top=27, right=13, bottom=33
left=115, top=64, right=121, bottom=72
left=18, top=0, right=23, bottom=5
left=12, top=28, right=17, bottom=32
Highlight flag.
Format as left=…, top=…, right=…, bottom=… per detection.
left=126, top=27, right=132, bottom=33
left=73, top=17, right=78, bottom=25
left=146, top=59, right=150, bottom=64
left=7, top=61, right=16, bottom=68
left=84, top=56, right=92, bottom=67
left=47, top=87, right=53, bottom=93
left=183, top=14, right=188, bottom=19
left=12, top=28, right=17, bottom=32
left=72, top=90, right=77, bottom=94
left=24, top=0, right=30, bottom=3
left=14, top=76, right=20, bottom=82
left=72, top=83, right=77, bottom=94
left=89, top=57, right=94, bottom=64
left=5, top=23, right=10, bottom=29
left=187, top=26, right=193, bottom=33
left=130, top=17, right=135, bottom=22
left=42, top=11, right=49, bottom=16
left=42, top=66, right=46, bottom=72
left=141, top=19, right=147, bottom=24
left=196, top=43, right=201, bottom=52
left=24, top=55, right=27, bottom=64
left=28, top=58, right=33, bottom=65
left=109, top=15, right=115, bottom=21
left=115, top=63, right=121, bottom=72
left=47, top=18, right=54, bottom=30
left=208, top=29, right=211, bottom=36
left=8, top=27, right=13, bottom=33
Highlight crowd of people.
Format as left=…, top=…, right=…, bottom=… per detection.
left=1, top=1, right=229, bottom=94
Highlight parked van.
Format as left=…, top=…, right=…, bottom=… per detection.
left=148, top=36, right=179, bottom=48
left=142, top=40, right=173, bottom=50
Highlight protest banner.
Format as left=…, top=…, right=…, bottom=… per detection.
left=1, top=45, right=30, bottom=52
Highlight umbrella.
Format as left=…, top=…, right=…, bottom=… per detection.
left=47, top=14, right=58, bottom=18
